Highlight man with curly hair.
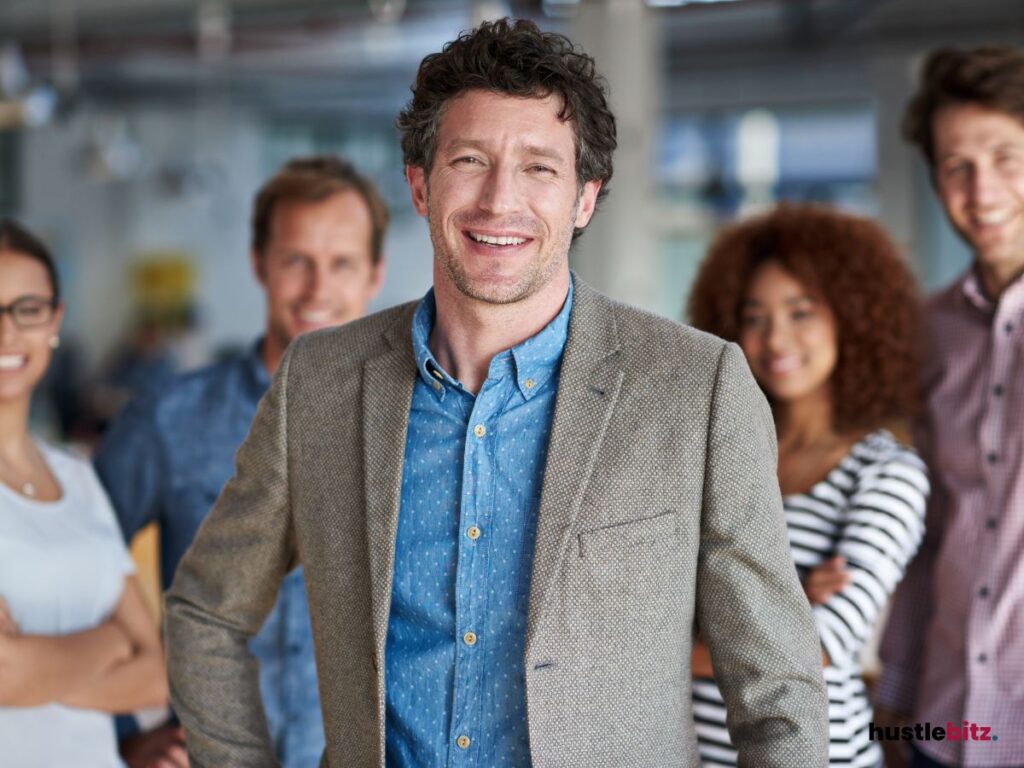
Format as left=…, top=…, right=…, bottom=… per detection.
left=164, top=19, right=827, bottom=767
left=874, top=46, right=1024, bottom=768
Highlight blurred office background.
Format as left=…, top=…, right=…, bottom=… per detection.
left=2, top=0, right=1023, bottom=443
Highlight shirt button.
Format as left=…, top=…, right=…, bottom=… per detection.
left=979, top=586, right=990, bottom=598
left=473, top=424, right=486, bottom=438
left=1005, top=322, right=1014, bottom=334
left=525, top=378, right=536, bottom=389
left=978, top=653, right=988, bottom=663
left=456, top=735, right=471, bottom=749
left=432, top=380, right=442, bottom=392
left=987, top=452, right=998, bottom=465
left=431, top=368, right=443, bottom=379
left=987, top=518, right=998, bottom=530
left=463, top=631, right=477, bottom=646
left=993, top=384, right=1005, bottom=397
left=467, top=525, right=481, bottom=540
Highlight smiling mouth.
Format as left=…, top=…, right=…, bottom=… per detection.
left=297, top=309, right=336, bottom=325
left=465, top=230, right=531, bottom=247
left=766, top=357, right=801, bottom=375
left=0, top=354, right=28, bottom=371
left=973, top=209, right=1015, bottom=227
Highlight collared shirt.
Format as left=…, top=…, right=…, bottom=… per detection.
left=94, top=340, right=324, bottom=768
left=876, top=269, right=1024, bottom=767
left=384, top=283, right=572, bottom=768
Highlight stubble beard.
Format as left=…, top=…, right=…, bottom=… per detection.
left=428, top=193, right=581, bottom=306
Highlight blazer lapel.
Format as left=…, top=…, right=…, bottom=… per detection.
left=362, top=308, right=417, bottom=669
left=526, top=278, right=624, bottom=652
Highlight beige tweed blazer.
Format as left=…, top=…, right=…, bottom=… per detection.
left=165, top=277, right=828, bottom=768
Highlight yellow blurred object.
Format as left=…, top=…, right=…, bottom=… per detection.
left=132, top=254, right=196, bottom=317
left=128, top=522, right=163, bottom=620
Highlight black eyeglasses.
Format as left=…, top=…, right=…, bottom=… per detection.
left=0, top=296, right=58, bottom=329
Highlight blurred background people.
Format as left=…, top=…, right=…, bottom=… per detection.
left=0, top=218, right=167, bottom=767
left=94, top=155, right=388, bottom=768
left=687, top=203, right=930, bottom=768
left=875, top=46, right=1024, bottom=768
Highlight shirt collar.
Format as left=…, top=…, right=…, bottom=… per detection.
left=411, top=280, right=573, bottom=402
left=960, top=266, right=1024, bottom=316
left=246, top=337, right=272, bottom=391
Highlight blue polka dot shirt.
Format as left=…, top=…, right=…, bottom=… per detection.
left=384, top=282, right=572, bottom=768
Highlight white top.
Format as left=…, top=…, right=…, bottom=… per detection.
left=694, top=430, right=929, bottom=768
left=0, top=439, right=134, bottom=768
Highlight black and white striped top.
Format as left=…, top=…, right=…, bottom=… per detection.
left=693, top=430, right=929, bottom=768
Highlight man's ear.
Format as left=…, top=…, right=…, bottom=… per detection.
left=406, top=165, right=429, bottom=217
left=573, top=179, right=602, bottom=230
left=368, top=256, right=386, bottom=300
left=250, top=248, right=267, bottom=286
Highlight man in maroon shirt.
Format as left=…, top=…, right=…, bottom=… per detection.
left=874, top=47, right=1024, bottom=768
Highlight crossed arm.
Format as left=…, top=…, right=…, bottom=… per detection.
left=0, top=577, right=168, bottom=712
left=692, top=556, right=847, bottom=676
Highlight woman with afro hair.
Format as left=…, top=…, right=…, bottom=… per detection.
left=687, top=203, right=930, bottom=768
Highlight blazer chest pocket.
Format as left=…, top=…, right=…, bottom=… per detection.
left=577, top=510, right=680, bottom=560
left=574, top=511, right=685, bottom=638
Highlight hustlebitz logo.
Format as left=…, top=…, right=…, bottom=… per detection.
left=869, top=721, right=999, bottom=742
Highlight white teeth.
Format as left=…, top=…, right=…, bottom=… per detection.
left=767, top=357, right=800, bottom=374
left=0, top=355, right=27, bottom=370
left=975, top=210, right=1013, bottom=226
left=469, top=232, right=527, bottom=246
left=298, top=310, right=332, bottom=323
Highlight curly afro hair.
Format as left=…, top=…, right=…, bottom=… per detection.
left=687, top=203, right=922, bottom=433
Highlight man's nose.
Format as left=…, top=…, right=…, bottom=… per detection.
left=970, top=163, right=1004, bottom=207
left=478, top=164, right=521, bottom=216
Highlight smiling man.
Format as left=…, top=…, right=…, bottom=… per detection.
left=874, top=47, right=1024, bottom=768
left=96, top=155, right=387, bottom=768
left=165, top=20, right=827, bottom=768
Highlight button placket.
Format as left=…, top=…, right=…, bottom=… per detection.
left=453, top=380, right=503, bottom=762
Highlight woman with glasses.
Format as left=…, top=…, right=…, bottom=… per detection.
left=687, top=204, right=930, bottom=768
left=0, top=219, right=167, bottom=767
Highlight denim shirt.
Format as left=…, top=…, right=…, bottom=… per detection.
left=95, top=341, right=324, bottom=768
left=385, top=284, right=571, bottom=768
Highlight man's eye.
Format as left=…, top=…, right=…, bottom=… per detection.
left=943, top=161, right=969, bottom=177
left=740, top=315, right=765, bottom=328
left=529, top=165, right=554, bottom=174
left=997, top=151, right=1023, bottom=168
left=454, top=156, right=482, bottom=166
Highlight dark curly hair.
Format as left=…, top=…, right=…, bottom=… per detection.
left=397, top=17, right=617, bottom=231
left=687, top=204, right=921, bottom=433
left=904, top=46, right=1024, bottom=166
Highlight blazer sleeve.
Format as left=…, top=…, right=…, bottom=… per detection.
left=164, top=343, right=298, bottom=768
left=695, top=343, right=829, bottom=768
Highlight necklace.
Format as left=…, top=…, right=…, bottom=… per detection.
left=0, top=450, right=41, bottom=499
